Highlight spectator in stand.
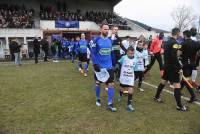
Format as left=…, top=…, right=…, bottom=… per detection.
left=0, top=4, right=35, bottom=28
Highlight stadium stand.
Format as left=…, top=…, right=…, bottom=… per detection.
left=0, top=4, right=35, bottom=28
left=40, top=5, right=130, bottom=30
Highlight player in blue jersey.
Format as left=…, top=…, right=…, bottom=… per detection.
left=91, top=23, right=117, bottom=112
left=69, top=38, right=75, bottom=63
left=61, top=37, right=69, bottom=60
left=77, top=33, right=90, bottom=77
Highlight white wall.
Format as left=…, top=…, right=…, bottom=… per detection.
left=0, top=29, right=43, bottom=48
left=117, top=30, right=157, bottom=38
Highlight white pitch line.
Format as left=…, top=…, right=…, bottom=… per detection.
left=143, top=81, right=200, bottom=106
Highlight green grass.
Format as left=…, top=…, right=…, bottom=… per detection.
left=0, top=61, right=200, bottom=134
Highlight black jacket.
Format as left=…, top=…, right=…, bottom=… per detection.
left=181, top=39, right=200, bottom=66
left=41, top=39, right=49, bottom=52
left=9, top=41, right=21, bottom=53
left=33, top=39, right=40, bottom=54
left=163, top=37, right=182, bottom=72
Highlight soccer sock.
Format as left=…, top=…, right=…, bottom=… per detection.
left=83, top=63, right=88, bottom=73
left=184, top=81, right=196, bottom=99
left=190, top=80, right=199, bottom=88
left=191, top=70, right=197, bottom=82
left=71, top=55, right=74, bottom=62
left=127, top=93, right=133, bottom=105
left=87, top=60, right=90, bottom=67
left=180, top=80, right=185, bottom=89
left=119, top=89, right=123, bottom=97
left=108, top=86, right=115, bottom=105
left=174, top=88, right=182, bottom=107
left=155, top=83, right=165, bottom=99
left=95, top=85, right=101, bottom=100
left=78, top=61, right=82, bottom=69
left=138, top=77, right=142, bottom=88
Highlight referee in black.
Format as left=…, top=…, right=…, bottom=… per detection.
left=153, top=28, right=188, bottom=111
left=180, top=30, right=200, bottom=102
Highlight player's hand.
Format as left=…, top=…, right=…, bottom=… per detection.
left=160, top=49, right=164, bottom=54
left=179, top=69, right=183, bottom=74
left=93, top=64, right=100, bottom=72
left=150, top=52, right=154, bottom=56
left=196, top=66, right=200, bottom=70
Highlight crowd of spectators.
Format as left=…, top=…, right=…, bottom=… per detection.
left=0, top=3, right=131, bottom=30
left=40, top=5, right=131, bottom=30
left=0, top=4, right=35, bottom=28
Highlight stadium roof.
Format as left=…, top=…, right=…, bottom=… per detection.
left=127, top=19, right=170, bottom=33
left=94, top=0, right=121, bottom=6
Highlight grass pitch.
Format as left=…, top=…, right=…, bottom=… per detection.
left=0, top=61, right=200, bottom=134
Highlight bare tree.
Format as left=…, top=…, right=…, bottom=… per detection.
left=171, top=5, right=197, bottom=31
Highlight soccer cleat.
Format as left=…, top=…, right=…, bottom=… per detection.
left=153, top=97, right=163, bottom=103
left=80, top=69, right=84, bottom=74
left=123, top=90, right=128, bottom=94
left=78, top=68, right=82, bottom=72
left=169, top=84, right=175, bottom=89
left=84, top=73, right=88, bottom=77
left=96, top=99, right=101, bottom=107
left=138, top=88, right=144, bottom=92
left=105, top=87, right=108, bottom=91
left=107, top=104, right=117, bottom=112
left=196, top=86, right=200, bottom=93
left=118, top=96, right=122, bottom=102
left=187, top=98, right=197, bottom=103
left=126, top=104, right=135, bottom=112
left=176, top=105, right=189, bottom=112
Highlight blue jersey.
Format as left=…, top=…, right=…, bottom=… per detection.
left=78, top=39, right=88, bottom=54
left=69, top=41, right=75, bottom=52
left=91, top=37, right=113, bottom=69
left=61, top=40, right=69, bottom=48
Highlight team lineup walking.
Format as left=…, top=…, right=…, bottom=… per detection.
left=39, top=23, right=199, bottom=112
left=8, top=23, right=200, bottom=113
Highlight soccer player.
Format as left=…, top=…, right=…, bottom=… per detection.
left=91, top=23, right=117, bottom=112
left=154, top=28, right=189, bottom=112
left=180, top=30, right=200, bottom=102
left=109, top=26, right=123, bottom=80
left=69, top=38, right=75, bottom=63
left=134, top=40, right=149, bottom=92
left=190, top=27, right=200, bottom=92
left=118, top=46, right=136, bottom=112
left=145, top=32, right=164, bottom=77
left=77, top=33, right=89, bottom=77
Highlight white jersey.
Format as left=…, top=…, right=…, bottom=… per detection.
left=87, top=48, right=90, bottom=59
left=119, top=55, right=136, bottom=86
left=191, top=36, right=197, bottom=41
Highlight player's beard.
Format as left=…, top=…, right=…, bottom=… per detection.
left=102, top=32, right=108, bottom=38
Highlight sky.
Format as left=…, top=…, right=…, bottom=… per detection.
left=114, top=0, right=200, bottom=31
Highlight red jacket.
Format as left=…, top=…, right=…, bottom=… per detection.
left=150, top=36, right=163, bottom=54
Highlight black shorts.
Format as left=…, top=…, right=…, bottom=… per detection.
left=183, top=65, right=196, bottom=77
left=94, top=69, right=114, bottom=84
left=120, top=83, right=134, bottom=88
left=78, top=53, right=87, bottom=62
left=162, top=68, right=180, bottom=83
